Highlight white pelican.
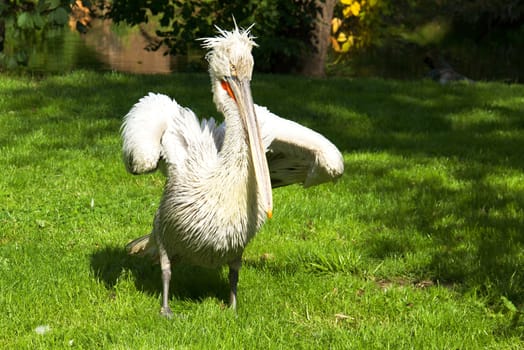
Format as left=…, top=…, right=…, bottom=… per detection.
left=122, top=26, right=344, bottom=317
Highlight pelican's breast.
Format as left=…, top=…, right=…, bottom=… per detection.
left=156, top=158, right=265, bottom=268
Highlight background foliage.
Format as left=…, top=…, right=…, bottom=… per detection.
left=0, top=0, right=76, bottom=67
left=332, top=0, right=524, bottom=81
left=1, top=1, right=523, bottom=78
left=104, top=0, right=320, bottom=73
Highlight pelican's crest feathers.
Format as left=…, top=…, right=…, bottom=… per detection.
left=200, top=24, right=257, bottom=51
left=200, top=25, right=257, bottom=80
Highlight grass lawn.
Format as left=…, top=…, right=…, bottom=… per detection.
left=0, top=71, right=523, bottom=349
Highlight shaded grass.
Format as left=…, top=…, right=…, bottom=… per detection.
left=0, top=71, right=523, bottom=348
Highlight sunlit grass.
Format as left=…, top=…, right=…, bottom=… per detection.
left=0, top=71, right=523, bottom=348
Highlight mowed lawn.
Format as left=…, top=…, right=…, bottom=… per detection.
left=0, top=71, right=523, bottom=349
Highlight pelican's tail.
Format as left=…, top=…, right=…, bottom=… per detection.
left=121, top=93, right=178, bottom=174
left=125, top=234, right=159, bottom=263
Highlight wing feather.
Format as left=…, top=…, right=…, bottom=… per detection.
left=122, top=93, right=342, bottom=187
left=256, top=105, right=344, bottom=188
left=121, top=93, right=222, bottom=175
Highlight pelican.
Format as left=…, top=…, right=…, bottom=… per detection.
left=122, top=26, right=344, bottom=317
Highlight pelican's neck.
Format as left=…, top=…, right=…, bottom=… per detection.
left=212, top=80, right=250, bottom=169
left=210, top=79, right=268, bottom=228
left=221, top=109, right=250, bottom=172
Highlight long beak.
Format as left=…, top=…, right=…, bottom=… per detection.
left=226, top=77, right=273, bottom=219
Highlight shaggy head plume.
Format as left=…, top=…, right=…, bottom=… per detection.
left=200, top=25, right=257, bottom=81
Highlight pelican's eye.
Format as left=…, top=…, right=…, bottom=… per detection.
left=230, top=63, right=237, bottom=77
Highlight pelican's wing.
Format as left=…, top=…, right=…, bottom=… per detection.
left=121, top=93, right=221, bottom=174
left=256, top=105, right=344, bottom=188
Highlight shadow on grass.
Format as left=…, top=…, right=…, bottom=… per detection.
left=0, top=72, right=213, bottom=157
left=89, top=246, right=229, bottom=304
left=427, top=180, right=524, bottom=303
left=356, top=157, right=524, bottom=304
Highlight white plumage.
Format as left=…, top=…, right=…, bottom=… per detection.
left=122, top=26, right=343, bottom=317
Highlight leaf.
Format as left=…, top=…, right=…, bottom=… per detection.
left=33, top=14, right=45, bottom=29
left=17, top=12, right=34, bottom=29
left=340, top=40, right=352, bottom=53
left=49, top=7, right=69, bottom=25
left=334, top=35, right=354, bottom=53
left=45, top=0, right=62, bottom=11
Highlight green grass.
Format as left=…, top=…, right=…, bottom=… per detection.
left=1, top=71, right=523, bottom=349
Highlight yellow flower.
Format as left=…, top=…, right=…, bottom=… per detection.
left=342, top=1, right=361, bottom=17
left=350, top=2, right=361, bottom=16
left=337, top=32, right=348, bottom=42
left=331, top=17, right=342, bottom=34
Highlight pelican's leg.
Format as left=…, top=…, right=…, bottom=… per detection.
left=158, top=243, right=173, bottom=318
left=228, top=259, right=242, bottom=310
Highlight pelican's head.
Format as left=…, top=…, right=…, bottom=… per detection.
left=201, top=26, right=256, bottom=84
left=201, top=26, right=273, bottom=220
left=201, top=26, right=257, bottom=114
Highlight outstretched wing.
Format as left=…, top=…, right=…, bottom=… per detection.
left=121, top=93, right=222, bottom=175
left=256, top=105, right=344, bottom=188
left=121, top=93, right=343, bottom=187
